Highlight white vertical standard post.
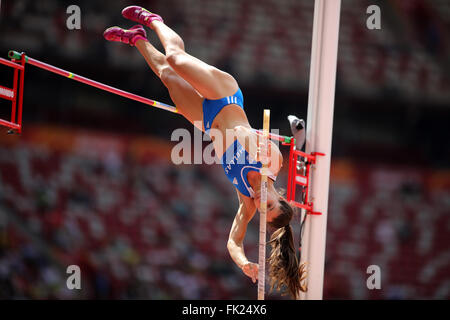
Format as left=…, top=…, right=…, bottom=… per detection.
left=300, top=0, right=341, bottom=300
left=257, top=109, right=270, bottom=300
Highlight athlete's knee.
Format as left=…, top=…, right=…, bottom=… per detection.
left=159, top=65, right=177, bottom=87
left=167, top=35, right=185, bottom=52
left=165, top=47, right=187, bottom=69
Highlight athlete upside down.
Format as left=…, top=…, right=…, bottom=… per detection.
left=104, top=5, right=306, bottom=298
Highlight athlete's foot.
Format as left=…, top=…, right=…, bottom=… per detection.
left=122, top=6, right=164, bottom=29
left=103, top=25, right=147, bottom=46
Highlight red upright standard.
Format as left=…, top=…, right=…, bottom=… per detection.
left=0, top=53, right=26, bottom=133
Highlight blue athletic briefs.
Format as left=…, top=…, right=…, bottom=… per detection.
left=202, top=88, right=244, bottom=134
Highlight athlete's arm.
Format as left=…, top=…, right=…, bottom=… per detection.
left=233, top=125, right=283, bottom=175
left=227, top=191, right=259, bottom=282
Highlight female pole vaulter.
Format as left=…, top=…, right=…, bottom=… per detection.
left=104, top=5, right=306, bottom=298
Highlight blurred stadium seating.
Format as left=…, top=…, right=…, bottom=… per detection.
left=0, top=125, right=448, bottom=299
left=1, top=0, right=448, bottom=102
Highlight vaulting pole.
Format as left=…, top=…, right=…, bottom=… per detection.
left=257, top=109, right=270, bottom=300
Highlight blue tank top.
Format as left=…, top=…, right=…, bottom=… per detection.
left=221, top=139, right=276, bottom=198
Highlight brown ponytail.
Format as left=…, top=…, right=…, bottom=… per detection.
left=267, top=199, right=307, bottom=299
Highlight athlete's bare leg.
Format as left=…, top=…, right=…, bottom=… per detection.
left=150, top=20, right=239, bottom=100
left=134, top=39, right=204, bottom=130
